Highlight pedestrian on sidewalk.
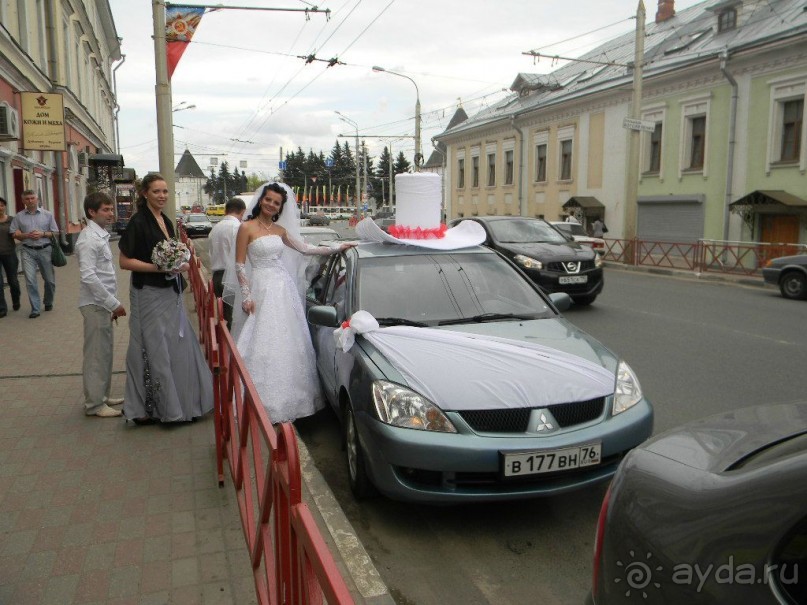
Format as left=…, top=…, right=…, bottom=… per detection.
left=10, top=189, right=59, bottom=318
left=0, top=197, right=21, bottom=317
left=208, top=197, right=246, bottom=330
left=118, top=173, right=213, bottom=425
left=75, top=192, right=127, bottom=418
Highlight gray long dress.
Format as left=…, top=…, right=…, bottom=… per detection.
left=123, top=279, right=213, bottom=422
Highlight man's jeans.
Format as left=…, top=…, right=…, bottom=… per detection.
left=21, top=245, right=55, bottom=313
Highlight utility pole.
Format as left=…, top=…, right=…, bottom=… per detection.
left=624, top=0, right=646, bottom=259
left=152, top=0, right=175, bottom=221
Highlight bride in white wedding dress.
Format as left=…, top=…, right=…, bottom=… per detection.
left=224, top=182, right=353, bottom=423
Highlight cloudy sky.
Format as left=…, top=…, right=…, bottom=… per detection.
left=108, top=0, right=703, bottom=180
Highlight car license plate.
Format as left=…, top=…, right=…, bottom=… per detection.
left=502, top=443, right=601, bottom=477
left=559, top=275, right=588, bottom=284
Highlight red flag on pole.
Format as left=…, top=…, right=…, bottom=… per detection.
left=166, top=6, right=206, bottom=80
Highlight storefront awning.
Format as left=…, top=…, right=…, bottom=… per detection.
left=89, top=153, right=124, bottom=166
left=563, top=196, right=604, bottom=210
left=729, top=190, right=807, bottom=209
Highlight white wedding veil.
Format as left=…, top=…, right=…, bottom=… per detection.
left=222, top=182, right=308, bottom=340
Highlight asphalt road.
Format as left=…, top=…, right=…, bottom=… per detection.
left=196, top=228, right=807, bottom=604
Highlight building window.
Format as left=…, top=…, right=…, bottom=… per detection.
left=718, top=8, right=736, bottom=32
left=505, top=150, right=514, bottom=185
left=487, top=153, right=496, bottom=186
left=457, top=158, right=465, bottom=189
left=688, top=116, right=706, bottom=169
left=472, top=156, right=479, bottom=188
left=559, top=139, right=573, bottom=180
left=535, top=144, right=547, bottom=182
left=780, top=99, right=803, bottom=162
left=649, top=123, right=662, bottom=172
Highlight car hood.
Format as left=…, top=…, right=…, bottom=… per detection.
left=357, top=317, right=620, bottom=412
left=496, top=241, right=592, bottom=261
left=642, top=401, right=807, bottom=472
left=771, top=254, right=807, bottom=266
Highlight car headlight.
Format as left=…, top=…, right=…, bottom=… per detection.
left=594, top=254, right=603, bottom=268
left=613, top=361, right=643, bottom=415
left=371, top=380, right=457, bottom=433
left=514, top=254, right=543, bottom=270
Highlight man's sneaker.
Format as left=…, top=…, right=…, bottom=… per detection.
left=90, top=404, right=122, bottom=418
left=104, top=397, right=124, bottom=406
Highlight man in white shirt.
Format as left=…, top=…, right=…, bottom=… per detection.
left=75, top=192, right=127, bottom=418
left=208, top=198, right=246, bottom=329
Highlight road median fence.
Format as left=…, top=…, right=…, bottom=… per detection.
left=180, top=228, right=355, bottom=605
left=602, top=237, right=806, bottom=275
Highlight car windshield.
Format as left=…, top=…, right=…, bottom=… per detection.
left=489, top=219, right=568, bottom=244
left=357, top=252, right=552, bottom=325
left=187, top=215, right=206, bottom=223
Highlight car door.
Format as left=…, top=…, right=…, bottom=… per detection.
left=307, top=253, right=348, bottom=405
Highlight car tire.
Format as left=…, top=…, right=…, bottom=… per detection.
left=344, top=402, right=375, bottom=499
left=779, top=271, right=807, bottom=300
left=572, top=295, right=597, bottom=306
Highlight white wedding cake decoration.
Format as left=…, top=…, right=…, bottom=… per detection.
left=394, top=172, right=442, bottom=230
left=354, top=171, right=486, bottom=250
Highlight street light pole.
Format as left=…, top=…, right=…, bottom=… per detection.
left=372, top=66, right=422, bottom=170
left=335, top=111, right=361, bottom=208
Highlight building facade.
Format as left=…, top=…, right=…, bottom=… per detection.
left=0, top=0, right=121, bottom=231
left=437, top=0, right=807, bottom=246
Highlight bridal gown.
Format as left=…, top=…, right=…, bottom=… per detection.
left=236, top=235, right=324, bottom=423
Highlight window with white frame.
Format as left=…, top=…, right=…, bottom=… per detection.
left=679, top=96, right=710, bottom=175
left=780, top=99, right=803, bottom=162
left=557, top=125, right=575, bottom=181
left=471, top=154, right=479, bottom=188
left=767, top=76, right=806, bottom=172
left=641, top=107, right=665, bottom=176
left=487, top=152, right=496, bottom=186
left=505, top=149, right=514, bottom=185
left=457, top=156, right=465, bottom=189
left=535, top=144, right=547, bottom=182
left=559, top=140, right=573, bottom=180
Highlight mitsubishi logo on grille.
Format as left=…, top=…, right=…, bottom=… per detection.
left=529, top=409, right=557, bottom=433
left=564, top=261, right=581, bottom=273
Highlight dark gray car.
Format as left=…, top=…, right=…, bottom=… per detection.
left=762, top=254, right=807, bottom=300
left=590, top=401, right=807, bottom=604
left=451, top=216, right=604, bottom=305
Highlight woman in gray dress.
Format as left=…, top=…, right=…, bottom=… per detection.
left=118, top=174, right=213, bottom=424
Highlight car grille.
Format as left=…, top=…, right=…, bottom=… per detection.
left=546, top=260, right=597, bottom=272
left=458, top=397, right=605, bottom=433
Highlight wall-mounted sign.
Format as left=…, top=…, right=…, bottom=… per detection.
left=622, top=117, right=656, bottom=133
left=20, top=92, right=66, bottom=151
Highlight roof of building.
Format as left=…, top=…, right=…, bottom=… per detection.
left=174, top=149, right=207, bottom=178
left=438, top=0, right=807, bottom=140
left=423, top=107, right=469, bottom=168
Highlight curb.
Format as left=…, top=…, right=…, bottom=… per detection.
left=603, top=261, right=767, bottom=289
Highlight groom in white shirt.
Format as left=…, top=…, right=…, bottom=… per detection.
left=75, top=192, right=127, bottom=418
left=209, top=197, right=246, bottom=329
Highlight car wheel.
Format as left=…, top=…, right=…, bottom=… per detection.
left=572, top=295, right=597, bottom=305
left=779, top=271, right=807, bottom=300
left=344, top=402, right=374, bottom=499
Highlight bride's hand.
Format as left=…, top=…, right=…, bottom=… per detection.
left=242, top=299, right=255, bottom=314
left=338, top=243, right=357, bottom=252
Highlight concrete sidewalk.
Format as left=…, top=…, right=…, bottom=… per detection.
left=0, top=247, right=389, bottom=605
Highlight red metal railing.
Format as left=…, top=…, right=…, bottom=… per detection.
left=602, top=237, right=807, bottom=275
left=180, top=228, right=355, bottom=605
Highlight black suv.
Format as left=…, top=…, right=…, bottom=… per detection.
left=451, top=216, right=604, bottom=305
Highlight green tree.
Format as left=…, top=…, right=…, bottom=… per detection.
left=393, top=151, right=411, bottom=176
left=375, top=146, right=393, bottom=205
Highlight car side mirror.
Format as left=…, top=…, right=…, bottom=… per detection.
left=307, top=305, right=339, bottom=328
left=549, top=292, right=571, bottom=312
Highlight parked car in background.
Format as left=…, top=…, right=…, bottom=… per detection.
left=589, top=401, right=807, bottom=605
left=762, top=254, right=807, bottom=300
left=550, top=221, right=606, bottom=256
left=305, top=242, right=652, bottom=504
left=451, top=216, right=604, bottom=305
left=299, top=226, right=341, bottom=245
left=182, top=213, right=213, bottom=238
left=308, top=212, right=331, bottom=226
